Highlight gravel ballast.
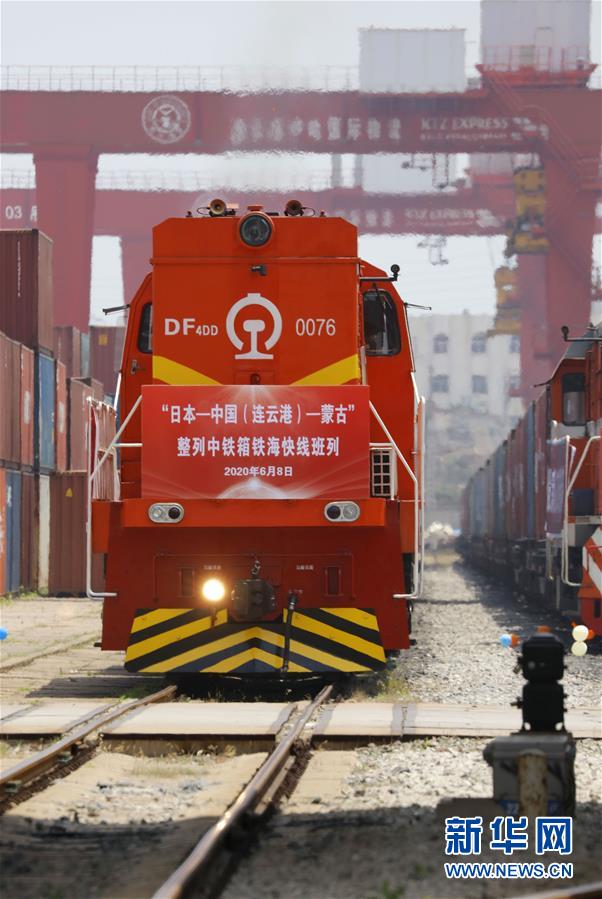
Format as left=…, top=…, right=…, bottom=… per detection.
left=223, top=558, right=602, bottom=899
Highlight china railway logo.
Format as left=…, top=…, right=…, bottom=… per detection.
left=142, top=95, right=191, bottom=144
left=226, top=294, right=283, bottom=360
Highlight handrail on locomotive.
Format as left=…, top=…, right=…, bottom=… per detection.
left=561, top=434, right=600, bottom=588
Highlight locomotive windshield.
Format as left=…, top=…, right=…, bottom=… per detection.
left=137, top=303, right=153, bottom=354
left=562, top=372, right=586, bottom=425
left=363, top=290, right=401, bottom=356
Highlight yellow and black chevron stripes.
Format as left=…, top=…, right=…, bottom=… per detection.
left=125, top=607, right=385, bottom=675
left=152, top=354, right=360, bottom=387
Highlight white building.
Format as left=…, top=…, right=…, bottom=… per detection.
left=409, top=310, right=524, bottom=419
left=408, top=310, right=524, bottom=527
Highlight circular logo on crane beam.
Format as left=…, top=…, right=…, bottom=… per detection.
left=142, top=95, right=191, bottom=144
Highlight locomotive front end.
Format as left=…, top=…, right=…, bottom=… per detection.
left=91, top=203, right=423, bottom=677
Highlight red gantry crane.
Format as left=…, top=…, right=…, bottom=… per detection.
left=1, top=57, right=600, bottom=395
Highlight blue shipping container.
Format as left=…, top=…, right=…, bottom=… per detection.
left=35, top=353, right=56, bottom=471
left=6, top=470, right=21, bottom=592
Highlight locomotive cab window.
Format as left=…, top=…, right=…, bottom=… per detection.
left=362, top=290, right=401, bottom=356
left=137, top=303, right=153, bottom=354
left=562, top=372, right=586, bottom=425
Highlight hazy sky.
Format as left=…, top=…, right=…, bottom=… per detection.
left=1, top=1, right=483, bottom=69
left=1, top=0, right=600, bottom=323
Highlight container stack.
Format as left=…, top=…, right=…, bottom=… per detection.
left=0, top=229, right=122, bottom=597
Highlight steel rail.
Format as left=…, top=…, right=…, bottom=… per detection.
left=0, top=684, right=176, bottom=794
left=511, top=882, right=602, bottom=899
left=152, top=683, right=333, bottom=899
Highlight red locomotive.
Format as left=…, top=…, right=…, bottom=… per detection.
left=88, top=201, right=424, bottom=676
left=460, top=326, right=602, bottom=636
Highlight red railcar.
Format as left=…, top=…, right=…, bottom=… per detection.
left=89, top=203, right=425, bottom=677
left=461, top=327, right=602, bottom=635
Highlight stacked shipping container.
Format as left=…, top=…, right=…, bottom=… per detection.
left=461, top=331, right=602, bottom=620
left=0, top=229, right=117, bottom=596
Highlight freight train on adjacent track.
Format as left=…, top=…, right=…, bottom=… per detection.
left=88, top=200, right=425, bottom=678
left=460, top=326, right=602, bottom=636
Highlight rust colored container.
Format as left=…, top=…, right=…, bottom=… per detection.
left=534, top=389, right=549, bottom=540
left=20, top=345, right=34, bottom=469
left=0, top=230, right=53, bottom=352
left=72, top=376, right=104, bottom=401
left=89, top=326, right=125, bottom=396
left=53, top=326, right=82, bottom=379
left=68, top=378, right=94, bottom=471
left=90, top=378, right=105, bottom=401
left=49, top=472, right=104, bottom=595
left=55, top=361, right=68, bottom=472
left=0, top=468, right=6, bottom=594
left=505, top=428, right=516, bottom=539
left=0, top=331, right=22, bottom=466
left=20, top=470, right=37, bottom=591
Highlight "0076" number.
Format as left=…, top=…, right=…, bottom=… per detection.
left=295, top=318, right=336, bottom=337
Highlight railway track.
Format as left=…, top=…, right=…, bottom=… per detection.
left=512, top=884, right=602, bottom=899
left=1, top=689, right=600, bottom=898
left=0, top=684, right=177, bottom=808
left=152, top=683, right=334, bottom=899
left=2, top=563, right=600, bottom=898
left=0, top=682, right=336, bottom=899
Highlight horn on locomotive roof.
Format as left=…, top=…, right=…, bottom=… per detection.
left=284, top=199, right=304, bottom=217
left=209, top=198, right=228, bottom=217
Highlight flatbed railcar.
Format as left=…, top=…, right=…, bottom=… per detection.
left=88, top=200, right=425, bottom=677
left=459, top=326, right=602, bottom=636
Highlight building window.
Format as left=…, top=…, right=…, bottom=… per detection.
left=508, top=374, right=521, bottom=392
left=431, top=374, right=449, bottom=393
left=510, top=334, right=520, bottom=354
left=471, top=332, right=487, bottom=354
left=472, top=375, right=488, bottom=394
left=433, top=333, right=448, bottom=354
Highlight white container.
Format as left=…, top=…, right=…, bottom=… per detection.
left=362, top=154, right=457, bottom=194
left=481, top=0, right=591, bottom=72
left=470, top=153, right=514, bottom=176
left=359, top=29, right=466, bottom=94
left=37, top=474, right=50, bottom=593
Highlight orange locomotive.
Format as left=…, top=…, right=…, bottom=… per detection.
left=89, top=201, right=424, bottom=677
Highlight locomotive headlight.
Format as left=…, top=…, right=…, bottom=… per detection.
left=324, top=501, right=360, bottom=522
left=201, top=578, right=226, bottom=603
left=148, top=503, right=184, bottom=523
left=239, top=213, right=273, bottom=247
